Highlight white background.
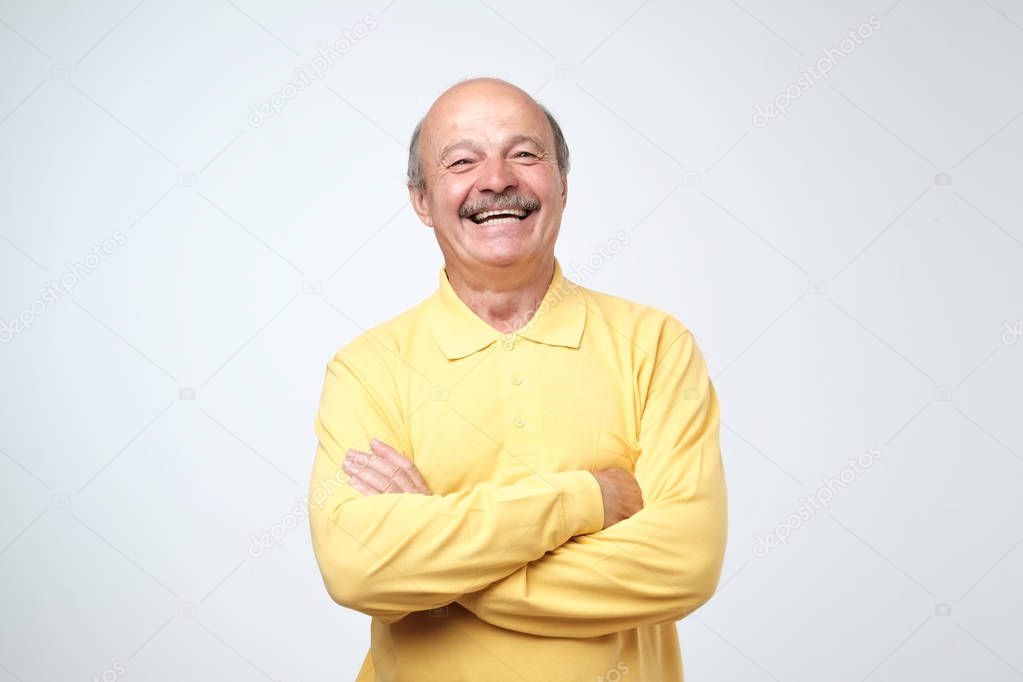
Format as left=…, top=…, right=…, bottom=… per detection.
left=1, top=0, right=1021, bottom=680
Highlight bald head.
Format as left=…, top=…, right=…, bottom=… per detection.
left=406, top=78, right=570, bottom=193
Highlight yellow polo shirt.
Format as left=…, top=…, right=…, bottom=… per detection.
left=308, top=257, right=727, bottom=681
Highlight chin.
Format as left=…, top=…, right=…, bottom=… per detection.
left=465, top=235, right=536, bottom=267
left=473, top=250, right=529, bottom=268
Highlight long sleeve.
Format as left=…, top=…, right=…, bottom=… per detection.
left=307, top=340, right=606, bottom=623
left=456, top=319, right=728, bottom=638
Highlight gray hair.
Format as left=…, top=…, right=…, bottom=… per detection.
left=406, top=103, right=570, bottom=194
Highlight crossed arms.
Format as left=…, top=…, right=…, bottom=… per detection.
left=307, top=320, right=728, bottom=639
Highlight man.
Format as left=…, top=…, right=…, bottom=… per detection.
left=307, top=77, right=727, bottom=681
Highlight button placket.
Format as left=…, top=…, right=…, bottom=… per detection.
left=498, top=334, right=535, bottom=464
left=500, top=331, right=517, bottom=351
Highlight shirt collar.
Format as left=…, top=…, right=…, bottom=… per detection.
left=427, top=257, right=588, bottom=360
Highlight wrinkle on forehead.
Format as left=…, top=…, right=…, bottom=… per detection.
left=421, top=78, right=553, bottom=164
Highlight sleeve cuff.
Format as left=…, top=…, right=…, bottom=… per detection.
left=554, top=470, right=605, bottom=538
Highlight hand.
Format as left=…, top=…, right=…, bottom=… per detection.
left=591, top=467, right=644, bottom=529
left=343, top=439, right=433, bottom=496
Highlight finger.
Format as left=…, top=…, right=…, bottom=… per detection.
left=370, top=440, right=432, bottom=494
left=348, top=449, right=419, bottom=493
left=367, top=439, right=411, bottom=467
left=347, top=475, right=377, bottom=496
left=342, top=452, right=391, bottom=493
left=349, top=453, right=419, bottom=494
left=355, top=448, right=417, bottom=487
left=349, top=466, right=392, bottom=493
left=365, top=441, right=426, bottom=493
left=344, top=455, right=409, bottom=493
left=400, top=460, right=432, bottom=494
left=342, top=457, right=380, bottom=493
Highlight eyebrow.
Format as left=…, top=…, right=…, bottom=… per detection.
left=438, top=134, right=547, bottom=160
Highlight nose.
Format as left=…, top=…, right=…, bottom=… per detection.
left=475, top=155, right=518, bottom=194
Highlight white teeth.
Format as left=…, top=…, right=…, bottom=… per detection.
left=471, top=208, right=529, bottom=222
left=477, top=217, right=521, bottom=226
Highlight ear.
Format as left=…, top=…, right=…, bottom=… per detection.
left=407, top=184, right=434, bottom=228
left=560, top=173, right=568, bottom=208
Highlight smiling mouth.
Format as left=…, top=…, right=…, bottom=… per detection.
left=468, top=208, right=534, bottom=225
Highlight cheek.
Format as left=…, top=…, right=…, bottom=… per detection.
left=436, top=180, right=474, bottom=215
left=523, top=168, right=563, bottom=203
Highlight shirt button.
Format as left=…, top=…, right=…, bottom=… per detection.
left=511, top=374, right=522, bottom=385
left=503, top=340, right=515, bottom=350
left=514, top=416, right=525, bottom=428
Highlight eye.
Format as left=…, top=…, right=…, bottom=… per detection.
left=449, top=159, right=470, bottom=167
left=514, top=151, right=536, bottom=158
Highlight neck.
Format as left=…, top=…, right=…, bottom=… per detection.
left=444, top=256, right=555, bottom=334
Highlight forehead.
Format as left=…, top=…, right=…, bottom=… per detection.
left=424, top=88, right=551, bottom=155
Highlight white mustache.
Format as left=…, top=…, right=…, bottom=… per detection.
left=460, top=195, right=540, bottom=218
